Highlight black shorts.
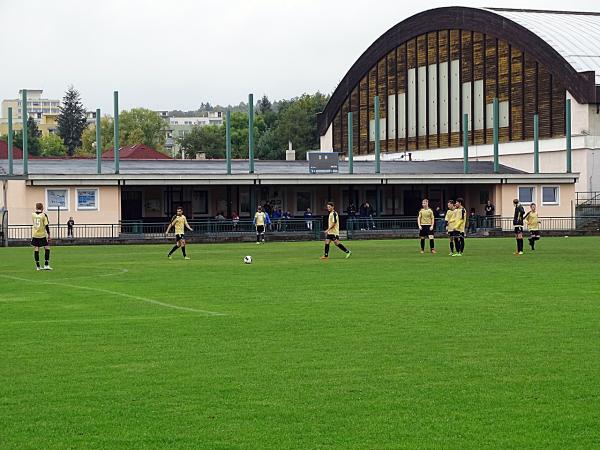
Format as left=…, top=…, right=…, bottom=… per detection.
left=31, top=237, right=48, bottom=247
left=175, top=234, right=185, bottom=242
left=530, top=230, right=540, bottom=237
left=419, top=225, right=433, bottom=237
left=449, top=230, right=461, bottom=238
left=514, top=226, right=524, bottom=234
left=326, top=234, right=340, bottom=241
left=256, top=225, right=265, bottom=233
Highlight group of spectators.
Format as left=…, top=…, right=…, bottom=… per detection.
left=346, top=202, right=376, bottom=230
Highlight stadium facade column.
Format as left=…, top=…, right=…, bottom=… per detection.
left=21, top=89, right=28, bottom=175
left=374, top=96, right=380, bottom=174
left=534, top=113, right=540, bottom=173
left=114, top=91, right=120, bottom=174
left=463, top=113, right=469, bottom=174
left=248, top=94, right=255, bottom=174
left=7, top=107, right=13, bottom=176
left=347, top=111, right=353, bottom=174
left=566, top=99, right=572, bottom=173
left=96, top=108, right=102, bottom=174
left=493, top=98, right=499, bottom=174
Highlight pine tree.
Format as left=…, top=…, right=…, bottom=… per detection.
left=57, top=86, right=87, bottom=156
left=13, top=117, right=42, bottom=155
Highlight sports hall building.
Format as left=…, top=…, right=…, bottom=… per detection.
left=318, top=7, right=600, bottom=193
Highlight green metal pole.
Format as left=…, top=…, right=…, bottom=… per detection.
left=113, top=91, right=119, bottom=174
left=374, top=95, right=380, bottom=174
left=95, top=108, right=102, bottom=174
left=533, top=113, right=539, bottom=174
left=493, top=98, right=499, bottom=174
left=22, top=90, right=28, bottom=175
left=463, top=113, right=469, bottom=174
left=7, top=107, right=13, bottom=176
left=566, top=98, right=572, bottom=173
left=226, top=110, right=232, bottom=175
left=248, top=93, right=254, bottom=174
left=347, top=111, right=353, bottom=174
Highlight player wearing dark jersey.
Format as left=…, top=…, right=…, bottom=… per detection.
left=513, top=199, right=526, bottom=255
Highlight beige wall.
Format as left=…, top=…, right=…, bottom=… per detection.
left=499, top=183, right=574, bottom=217
left=5, top=180, right=120, bottom=225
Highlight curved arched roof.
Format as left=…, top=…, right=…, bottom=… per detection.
left=318, top=7, right=600, bottom=135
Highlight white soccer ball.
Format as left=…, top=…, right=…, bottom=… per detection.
left=243, top=255, right=253, bottom=264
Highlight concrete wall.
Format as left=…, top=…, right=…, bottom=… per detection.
left=500, top=183, right=574, bottom=217
left=5, top=181, right=120, bottom=225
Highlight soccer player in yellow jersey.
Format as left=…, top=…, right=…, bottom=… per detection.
left=524, top=202, right=541, bottom=250
left=452, top=198, right=467, bottom=256
left=417, top=198, right=436, bottom=254
left=31, top=202, right=52, bottom=271
left=253, top=205, right=271, bottom=244
left=165, top=206, right=193, bottom=259
left=445, top=200, right=457, bottom=256
left=320, top=202, right=351, bottom=260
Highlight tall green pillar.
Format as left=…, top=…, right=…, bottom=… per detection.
left=347, top=111, right=353, bottom=174
left=226, top=110, right=232, bottom=175
left=533, top=113, right=540, bottom=173
left=463, top=113, right=469, bottom=174
left=566, top=99, right=572, bottom=173
left=96, top=108, right=102, bottom=174
left=22, top=90, right=28, bottom=175
left=248, top=94, right=254, bottom=174
left=374, top=96, right=380, bottom=174
left=114, top=91, right=119, bottom=174
left=7, top=107, right=13, bottom=176
left=493, top=98, right=499, bottom=174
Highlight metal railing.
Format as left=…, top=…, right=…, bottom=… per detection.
left=6, top=218, right=323, bottom=241
left=576, top=191, right=600, bottom=206
left=5, top=216, right=600, bottom=243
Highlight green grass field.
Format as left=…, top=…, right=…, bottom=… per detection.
left=1, top=237, right=600, bottom=449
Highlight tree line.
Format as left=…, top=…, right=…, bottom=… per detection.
left=1, top=87, right=329, bottom=160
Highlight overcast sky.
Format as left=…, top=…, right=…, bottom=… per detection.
left=1, top=0, right=598, bottom=113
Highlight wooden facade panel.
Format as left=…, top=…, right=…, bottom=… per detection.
left=330, top=29, right=567, bottom=156
left=523, top=54, right=537, bottom=140
left=359, top=75, right=369, bottom=155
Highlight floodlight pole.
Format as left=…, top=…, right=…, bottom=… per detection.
left=374, top=96, right=380, bottom=174
left=22, top=90, right=28, bottom=175
left=463, top=113, right=469, bottom=174
left=226, top=110, right=232, bottom=175
left=248, top=93, right=254, bottom=174
left=7, top=107, right=13, bottom=176
left=493, top=98, right=499, bottom=174
left=96, top=108, right=102, bottom=174
left=347, top=111, right=353, bottom=174
left=114, top=91, right=119, bottom=174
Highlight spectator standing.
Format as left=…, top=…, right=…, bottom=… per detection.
left=232, top=211, right=240, bottom=230
left=304, top=208, right=313, bottom=231
left=66, top=217, right=75, bottom=238
left=435, top=207, right=445, bottom=232
left=365, top=202, right=375, bottom=229
left=468, top=208, right=477, bottom=234
left=347, top=202, right=357, bottom=230
left=484, top=200, right=495, bottom=228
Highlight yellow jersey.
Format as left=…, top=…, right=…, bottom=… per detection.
left=254, top=211, right=267, bottom=226
left=454, top=207, right=467, bottom=233
left=446, top=209, right=456, bottom=231
left=418, top=208, right=434, bottom=226
left=32, top=212, right=49, bottom=238
left=328, top=211, right=340, bottom=236
left=525, top=211, right=539, bottom=231
left=170, top=215, right=189, bottom=235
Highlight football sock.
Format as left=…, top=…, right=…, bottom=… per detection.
left=34, top=251, right=40, bottom=268
left=450, top=241, right=454, bottom=253
left=324, top=243, right=330, bottom=257
left=420, top=239, right=425, bottom=251
left=44, top=249, right=50, bottom=265
left=459, top=237, right=464, bottom=253
left=168, top=245, right=179, bottom=256
left=337, top=243, right=349, bottom=253
left=429, top=239, right=435, bottom=250
left=181, top=246, right=187, bottom=257
left=517, top=238, right=523, bottom=252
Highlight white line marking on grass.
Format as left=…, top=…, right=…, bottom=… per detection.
left=2, top=314, right=191, bottom=325
left=0, top=274, right=225, bottom=316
